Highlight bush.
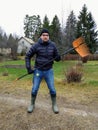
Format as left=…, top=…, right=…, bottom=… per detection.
left=65, top=64, right=83, bottom=83
left=81, top=56, right=89, bottom=63
left=2, top=72, right=9, bottom=76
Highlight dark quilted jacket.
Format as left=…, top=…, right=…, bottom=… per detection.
left=25, top=38, right=61, bottom=70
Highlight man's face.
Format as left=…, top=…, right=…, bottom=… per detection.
left=40, top=33, right=49, bottom=42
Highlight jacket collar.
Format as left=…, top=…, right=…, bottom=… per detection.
left=38, top=38, right=50, bottom=45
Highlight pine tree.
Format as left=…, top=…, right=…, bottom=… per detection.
left=32, top=15, right=42, bottom=41
left=24, top=15, right=42, bottom=40
left=24, top=15, right=30, bottom=38
left=7, top=34, right=18, bottom=60
left=64, top=11, right=77, bottom=51
left=77, top=4, right=98, bottom=53
left=42, top=15, right=50, bottom=30
left=50, top=15, right=62, bottom=53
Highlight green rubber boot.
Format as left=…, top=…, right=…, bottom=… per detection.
left=51, top=94, right=59, bottom=114
left=27, top=94, right=36, bottom=113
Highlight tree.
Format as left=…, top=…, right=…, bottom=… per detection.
left=50, top=15, right=62, bottom=53
left=42, top=15, right=50, bottom=30
left=77, top=4, right=98, bottom=53
left=7, top=34, right=18, bottom=60
left=64, top=11, right=77, bottom=52
left=24, top=15, right=42, bottom=40
left=24, top=15, right=30, bottom=38
left=33, top=15, right=42, bottom=41
left=0, top=27, right=4, bottom=47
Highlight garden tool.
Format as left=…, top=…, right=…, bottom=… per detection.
left=15, top=36, right=90, bottom=81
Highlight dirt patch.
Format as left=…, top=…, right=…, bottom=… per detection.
left=0, top=79, right=98, bottom=130
left=1, top=65, right=25, bottom=68
left=0, top=93, right=98, bottom=130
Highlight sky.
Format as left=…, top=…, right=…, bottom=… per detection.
left=0, top=0, right=98, bottom=37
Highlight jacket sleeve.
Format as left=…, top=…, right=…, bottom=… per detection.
left=25, top=44, right=36, bottom=69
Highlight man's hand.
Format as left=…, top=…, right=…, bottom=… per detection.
left=27, top=68, right=34, bottom=74
left=55, top=55, right=61, bottom=61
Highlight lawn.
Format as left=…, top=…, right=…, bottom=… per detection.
left=0, top=59, right=98, bottom=83
left=0, top=59, right=98, bottom=93
left=0, top=59, right=98, bottom=130
left=0, top=59, right=97, bottom=77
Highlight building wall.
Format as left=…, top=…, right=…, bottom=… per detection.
left=0, top=48, right=11, bottom=55
left=17, top=38, right=32, bottom=54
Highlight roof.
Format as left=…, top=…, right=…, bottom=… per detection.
left=19, top=37, right=34, bottom=44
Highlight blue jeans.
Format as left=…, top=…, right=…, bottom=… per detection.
left=31, top=69, right=56, bottom=96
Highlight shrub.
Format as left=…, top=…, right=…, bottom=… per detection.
left=65, top=64, right=83, bottom=83
left=81, top=56, right=89, bottom=63
left=2, top=72, right=9, bottom=76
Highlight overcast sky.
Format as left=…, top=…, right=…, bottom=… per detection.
left=0, top=0, right=98, bottom=37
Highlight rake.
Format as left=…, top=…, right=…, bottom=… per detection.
left=15, top=36, right=90, bottom=81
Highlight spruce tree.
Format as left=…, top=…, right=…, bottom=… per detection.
left=64, top=11, right=77, bottom=51
left=77, top=4, right=98, bottom=53
left=42, top=15, right=50, bottom=30
left=50, top=15, right=62, bottom=53
left=24, top=15, right=42, bottom=40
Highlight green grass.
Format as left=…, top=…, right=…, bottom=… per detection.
left=0, top=59, right=25, bottom=66
left=0, top=59, right=98, bottom=105
left=0, top=60, right=26, bottom=80
left=0, top=60, right=98, bottom=86
left=0, top=60, right=98, bottom=82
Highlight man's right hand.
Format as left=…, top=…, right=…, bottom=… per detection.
left=27, top=68, right=34, bottom=74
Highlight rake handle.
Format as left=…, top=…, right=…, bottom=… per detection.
left=16, top=41, right=85, bottom=80
left=16, top=73, right=29, bottom=81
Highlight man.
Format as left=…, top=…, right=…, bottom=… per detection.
left=25, top=28, right=61, bottom=114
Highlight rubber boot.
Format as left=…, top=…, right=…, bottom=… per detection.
left=51, top=94, right=59, bottom=114
left=27, top=94, right=36, bottom=113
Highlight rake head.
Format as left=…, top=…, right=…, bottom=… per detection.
left=72, top=37, right=91, bottom=57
